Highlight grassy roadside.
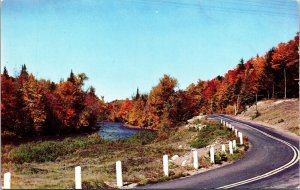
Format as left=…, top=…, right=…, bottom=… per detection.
left=1, top=119, right=249, bottom=189
left=236, top=99, right=299, bottom=136
left=189, top=120, right=249, bottom=164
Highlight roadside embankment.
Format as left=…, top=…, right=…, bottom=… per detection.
left=1, top=116, right=248, bottom=189
left=235, top=98, right=299, bottom=136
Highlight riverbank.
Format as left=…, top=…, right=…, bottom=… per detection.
left=1, top=130, right=98, bottom=146
left=123, top=123, right=157, bottom=131
left=1, top=117, right=249, bottom=188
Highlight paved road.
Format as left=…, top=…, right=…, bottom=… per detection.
left=142, top=114, right=299, bottom=189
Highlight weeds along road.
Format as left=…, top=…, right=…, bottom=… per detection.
left=142, top=114, right=299, bottom=189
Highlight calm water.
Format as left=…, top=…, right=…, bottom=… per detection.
left=97, top=122, right=144, bottom=140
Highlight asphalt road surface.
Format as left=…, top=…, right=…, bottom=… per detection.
left=142, top=114, right=299, bottom=189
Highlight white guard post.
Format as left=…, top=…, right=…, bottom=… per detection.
left=233, top=140, right=237, bottom=150
left=163, top=155, right=169, bottom=176
left=239, top=132, right=244, bottom=145
left=3, top=172, right=11, bottom=189
left=221, top=144, right=226, bottom=153
left=210, top=146, right=215, bottom=163
left=75, top=166, right=82, bottom=189
left=116, top=161, right=123, bottom=187
left=193, top=150, right=199, bottom=169
left=229, top=141, right=234, bottom=155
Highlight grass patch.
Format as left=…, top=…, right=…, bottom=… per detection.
left=226, top=144, right=249, bottom=162
left=138, top=172, right=187, bottom=186
left=2, top=131, right=186, bottom=188
left=190, top=122, right=234, bottom=148
left=2, top=119, right=249, bottom=188
left=9, top=134, right=103, bottom=163
left=123, top=131, right=158, bottom=145
left=82, top=179, right=109, bottom=189
left=251, top=111, right=261, bottom=120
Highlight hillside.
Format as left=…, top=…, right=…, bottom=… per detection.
left=236, top=99, right=299, bottom=136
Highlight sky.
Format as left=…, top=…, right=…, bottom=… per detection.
left=1, top=0, right=299, bottom=102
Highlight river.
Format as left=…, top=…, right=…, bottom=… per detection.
left=97, top=122, right=144, bottom=140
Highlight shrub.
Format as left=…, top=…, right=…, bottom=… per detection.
left=199, top=156, right=211, bottom=168
left=214, top=153, right=222, bottom=164
left=137, top=172, right=186, bottom=185
left=124, top=131, right=158, bottom=145
left=188, top=127, right=198, bottom=132
left=190, top=123, right=233, bottom=148
left=251, top=111, right=261, bottom=120
left=277, top=118, right=284, bottom=123
left=215, top=152, right=227, bottom=164
left=190, top=138, right=210, bottom=148
left=82, top=180, right=108, bottom=189
left=10, top=134, right=103, bottom=163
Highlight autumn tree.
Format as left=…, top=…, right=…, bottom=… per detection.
left=169, top=90, right=198, bottom=123
left=77, top=86, right=105, bottom=131
left=1, top=68, right=18, bottom=137
left=21, top=74, right=47, bottom=134
left=117, top=98, right=133, bottom=122
left=271, top=35, right=299, bottom=98
left=132, top=88, right=141, bottom=100
left=128, top=96, right=147, bottom=127
left=147, top=74, right=178, bottom=129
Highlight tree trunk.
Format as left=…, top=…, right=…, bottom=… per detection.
left=234, top=104, right=237, bottom=115
left=284, top=67, right=287, bottom=99
left=255, top=93, right=258, bottom=113
left=272, top=81, right=275, bottom=98
left=236, top=95, right=240, bottom=114
left=210, top=99, right=213, bottom=114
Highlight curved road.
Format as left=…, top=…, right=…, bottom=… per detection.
left=143, top=114, right=299, bottom=189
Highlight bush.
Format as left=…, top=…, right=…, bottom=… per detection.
left=277, top=118, right=284, bottom=123
left=10, top=134, right=103, bottom=163
left=82, top=180, right=108, bottom=189
left=190, top=123, right=233, bottom=148
left=199, top=156, right=211, bottom=168
left=188, top=127, right=198, bottom=132
left=215, top=152, right=227, bottom=164
left=138, top=173, right=186, bottom=185
left=251, top=111, right=261, bottom=120
left=214, top=153, right=222, bottom=164
left=190, top=138, right=210, bottom=148
left=124, top=131, right=158, bottom=145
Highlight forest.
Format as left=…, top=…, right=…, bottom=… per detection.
left=1, top=34, right=299, bottom=138
left=107, top=34, right=299, bottom=129
left=1, top=67, right=107, bottom=139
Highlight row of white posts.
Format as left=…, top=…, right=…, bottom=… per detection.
left=73, top=162, right=124, bottom=189
left=76, top=120, right=244, bottom=189
left=2, top=119, right=245, bottom=189
left=221, top=119, right=244, bottom=145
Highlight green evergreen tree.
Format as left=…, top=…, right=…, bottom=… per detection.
left=67, top=70, right=76, bottom=84
left=3, top=66, right=9, bottom=78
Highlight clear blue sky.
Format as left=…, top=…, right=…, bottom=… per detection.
left=2, top=0, right=299, bottom=102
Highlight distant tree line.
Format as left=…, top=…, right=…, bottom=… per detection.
left=2, top=34, right=298, bottom=137
left=108, top=33, right=299, bottom=129
left=1, top=66, right=107, bottom=139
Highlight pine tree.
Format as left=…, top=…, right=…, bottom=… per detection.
left=67, top=70, right=76, bottom=84
left=3, top=66, right=9, bottom=78
left=21, top=64, right=28, bottom=76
